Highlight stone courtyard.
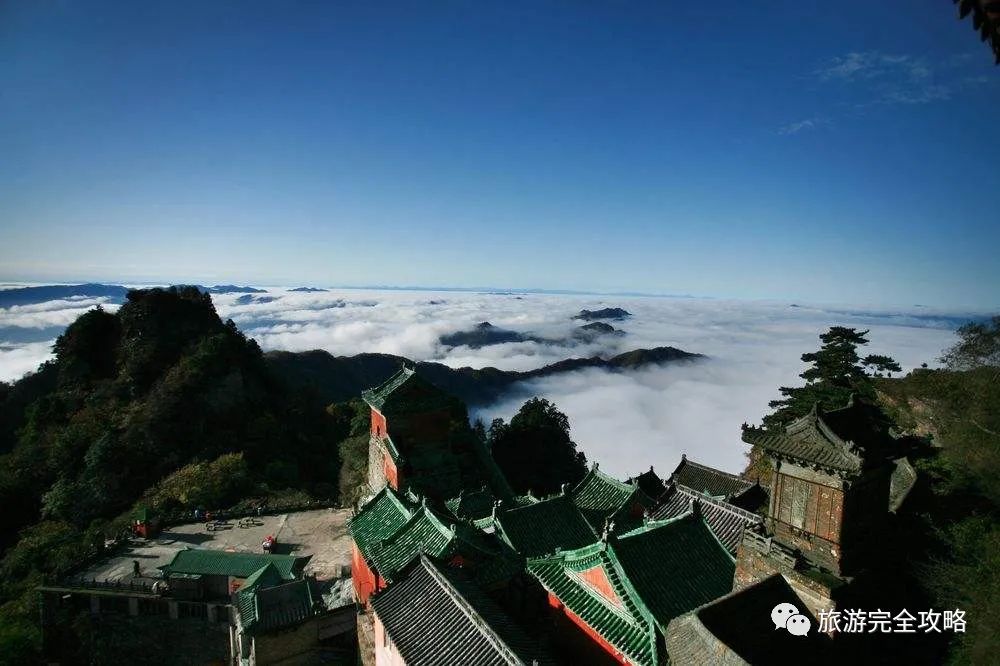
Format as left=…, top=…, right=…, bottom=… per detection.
left=76, top=508, right=353, bottom=585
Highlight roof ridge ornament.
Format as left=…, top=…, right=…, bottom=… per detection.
left=601, top=519, right=616, bottom=542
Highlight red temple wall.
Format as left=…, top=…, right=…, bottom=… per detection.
left=546, top=592, right=632, bottom=665
left=383, top=452, right=400, bottom=490
left=352, top=543, right=383, bottom=605
left=579, top=565, right=621, bottom=606
left=371, top=410, right=387, bottom=438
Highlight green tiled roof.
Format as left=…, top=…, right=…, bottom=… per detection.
left=445, top=487, right=497, bottom=523
left=525, top=513, right=736, bottom=666
left=240, top=563, right=284, bottom=592
left=159, top=549, right=306, bottom=580
left=626, top=467, right=667, bottom=500
left=237, top=577, right=315, bottom=635
left=528, top=543, right=658, bottom=666
left=361, top=366, right=416, bottom=411
left=366, top=504, right=517, bottom=586
left=495, top=494, right=597, bottom=558
left=368, top=506, right=456, bottom=581
left=513, top=494, right=540, bottom=507
left=349, top=487, right=414, bottom=562
left=611, top=514, right=735, bottom=629
left=570, top=466, right=650, bottom=532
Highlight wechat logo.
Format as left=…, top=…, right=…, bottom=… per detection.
left=772, top=602, right=811, bottom=637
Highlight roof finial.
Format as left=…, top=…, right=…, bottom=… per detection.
left=560, top=483, right=568, bottom=495
left=602, top=519, right=615, bottom=542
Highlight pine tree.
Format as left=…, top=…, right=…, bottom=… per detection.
left=762, top=327, right=897, bottom=429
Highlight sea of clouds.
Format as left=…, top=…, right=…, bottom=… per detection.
left=0, top=286, right=970, bottom=479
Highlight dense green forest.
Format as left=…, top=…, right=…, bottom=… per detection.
left=0, top=287, right=348, bottom=661
left=876, top=362, right=999, bottom=664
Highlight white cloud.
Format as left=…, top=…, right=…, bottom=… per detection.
left=0, top=341, right=54, bottom=383
left=0, top=287, right=970, bottom=479
left=812, top=50, right=980, bottom=108
left=778, top=118, right=817, bottom=135
left=0, top=298, right=118, bottom=328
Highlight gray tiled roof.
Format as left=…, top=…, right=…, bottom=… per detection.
left=669, top=456, right=754, bottom=499
left=742, top=406, right=864, bottom=473
left=651, top=484, right=763, bottom=554
left=665, top=574, right=834, bottom=665
left=371, top=555, right=554, bottom=666
left=741, top=398, right=896, bottom=475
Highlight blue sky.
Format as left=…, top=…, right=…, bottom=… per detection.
left=1, top=1, right=998, bottom=308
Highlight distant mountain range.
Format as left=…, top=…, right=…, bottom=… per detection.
left=0, top=283, right=267, bottom=308
left=266, top=345, right=703, bottom=406
left=438, top=320, right=626, bottom=350
left=574, top=307, right=632, bottom=321
left=0, top=283, right=131, bottom=308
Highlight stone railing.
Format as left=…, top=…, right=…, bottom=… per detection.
left=741, top=531, right=798, bottom=568
left=48, top=577, right=161, bottom=595
left=157, top=498, right=337, bottom=528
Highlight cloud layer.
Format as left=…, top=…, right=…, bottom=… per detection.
left=0, top=287, right=969, bottom=479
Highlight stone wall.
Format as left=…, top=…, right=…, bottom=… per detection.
left=734, top=539, right=839, bottom=621
left=253, top=618, right=322, bottom=665
left=368, top=435, right=387, bottom=492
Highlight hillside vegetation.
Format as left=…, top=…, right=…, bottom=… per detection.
left=0, top=287, right=345, bottom=660
left=742, top=321, right=999, bottom=663
left=877, top=366, right=999, bottom=664
left=0, top=288, right=602, bottom=662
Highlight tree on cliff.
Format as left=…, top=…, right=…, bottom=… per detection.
left=762, top=326, right=898, bottom=429
left=941, top=315, right=1000, bottom=372
left=487, top=397, right=587, bottom=495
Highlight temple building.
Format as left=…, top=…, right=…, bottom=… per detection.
left=494, top=491, right=598, bottom=559
left=527, top=512, right=735, bottom=666
left=664, top=574, right=833, bottom=665
left=667, top=455, right=768, bottom=512
left=349, top=486, right=518, bottom=605
left=569, top=463, right=654, bottom=533
left=346, top=368, right=909, bottom=664
left=361, top=366, right=512, bottom=504
left=651, top=483, right=764, bottom=554
left=737, top=396, right=897, bottom=612
left=362, top=366, right=461, bottom=497
left=370, top=555, right=554, bottom=666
